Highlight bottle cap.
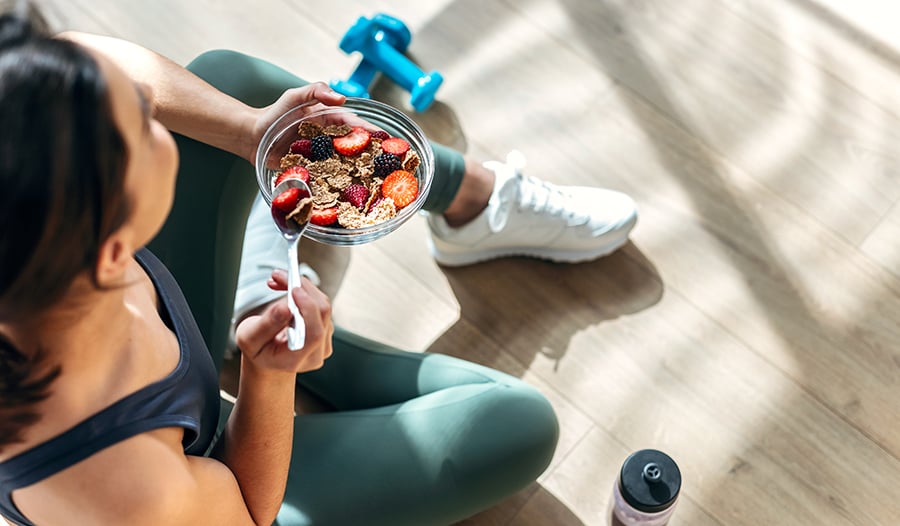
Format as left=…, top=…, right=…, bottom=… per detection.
left=618, top=449, right=681, bottom=513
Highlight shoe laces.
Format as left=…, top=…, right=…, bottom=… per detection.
left=488, top=151, right=589, bottom=232
left=515, top=174, right=572, bottom=218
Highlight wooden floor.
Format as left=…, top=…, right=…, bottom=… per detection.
left=40, top=0, right=900, bottom=524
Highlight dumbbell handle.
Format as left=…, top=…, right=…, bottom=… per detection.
left=357, top=35, right=423, bottom=92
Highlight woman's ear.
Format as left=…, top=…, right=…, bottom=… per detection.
left=94, top=231, right=133, bottom=286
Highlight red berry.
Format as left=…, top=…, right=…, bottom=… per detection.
left=370, top=130, right=391, bottom=141
left=341, top=183, right=370, bottom=209
left=290, top=139, right=313, bottom=157
left=382, top=170, right=418, bottom=208
left=272, top=187, right=302, bottom=213
left=333, top=126, right=372, bottom=156
left=381, top=137, right=410, bottom=156
left=274, top=166, right=310, bottom=187
left=310, top=206, right=339, bottom=226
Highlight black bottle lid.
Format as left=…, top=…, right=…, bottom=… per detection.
left=618, top=449, right=681, bottom=513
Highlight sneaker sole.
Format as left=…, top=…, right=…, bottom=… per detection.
left=428, top=220, right=635, bottom=267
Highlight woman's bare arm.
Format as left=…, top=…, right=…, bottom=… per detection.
left=58, top=32, right=344, bottom=162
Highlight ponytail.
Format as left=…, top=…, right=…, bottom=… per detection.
left=0, top=1, right=59, bottom=454
left=0, top=335, right=61, bottom=450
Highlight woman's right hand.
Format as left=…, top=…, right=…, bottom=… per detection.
left=234, top=270, right=333, bottom=374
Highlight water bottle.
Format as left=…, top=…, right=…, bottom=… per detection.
left=609, top=449, right=681, bottom=526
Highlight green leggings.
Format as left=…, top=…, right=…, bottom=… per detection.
left=147, top=51, right=558, bottom=525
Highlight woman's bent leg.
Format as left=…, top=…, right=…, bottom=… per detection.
left=274, top=328, right=559, bottom=525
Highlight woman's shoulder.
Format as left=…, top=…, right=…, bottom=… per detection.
left=12, top=426, right=256, bottom=525
left=10, top=427, right=189, bottom=524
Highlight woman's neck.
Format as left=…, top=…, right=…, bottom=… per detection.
left=0, top=256, right=184, bottom=456
left=5, top=266, right=138, bottom=364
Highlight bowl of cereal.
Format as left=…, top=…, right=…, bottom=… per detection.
left=255, top=97, right=434, bottom=246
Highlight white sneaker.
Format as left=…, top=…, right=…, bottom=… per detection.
left=427, top=151, right=637, bottom=266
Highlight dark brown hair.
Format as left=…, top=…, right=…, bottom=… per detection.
left=0, top=9, right=131, bottom=450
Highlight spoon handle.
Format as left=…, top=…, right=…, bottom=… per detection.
left=286, top=238, right=305, bottom=350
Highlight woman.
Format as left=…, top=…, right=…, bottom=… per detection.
left=0, top=8, right=558, bottom=526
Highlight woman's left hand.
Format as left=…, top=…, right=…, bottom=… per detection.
left=247, top=82, right=345, bottom=162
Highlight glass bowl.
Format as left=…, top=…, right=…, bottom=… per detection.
left=255, top=98, right=434, bottom=246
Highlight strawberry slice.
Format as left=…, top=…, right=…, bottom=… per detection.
left=381, top=137, right=410, bottom=157
left=310, top=206, right=339, bottom=226
left=333, top=126, right=371, bottom=156
left=274, top=166, right=310, bottom=187
left=272, top=187, right=302, bottom=213
left=382, top=170, right=418, bottom=208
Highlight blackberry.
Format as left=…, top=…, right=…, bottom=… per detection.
left=373, top=153, right=402, bottom=178
left=310, top=135, right=333, bottom=161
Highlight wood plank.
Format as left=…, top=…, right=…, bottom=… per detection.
left=720, top=0, right=900, bottom=122
left=861, top=202, right=900, bottom=278
left=327, top=231, right=459, bottom=352
left=52, top=0, right=344, bottom=78
left=771, top=0, right=900, bottom=55
left=503, top=0, right=900, bottom=248
left=528, top=289, right=900, bottom=525
left=503, top=82, right=900, bottom=522
left=588, top=85, right=900, bottom=460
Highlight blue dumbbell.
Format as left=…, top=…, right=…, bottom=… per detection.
left=330, top=14, right=443, bottom=112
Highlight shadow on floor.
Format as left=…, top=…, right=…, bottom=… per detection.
left=456, top=482, right=587, bottom=526
left=429, top=243, right=663, bottom=373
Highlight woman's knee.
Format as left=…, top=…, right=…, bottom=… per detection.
left=185, top=49, right=255, bottom=81
left=496, top=384, right=559, bottom=461
left=459, top=383, right=560, bottom=486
